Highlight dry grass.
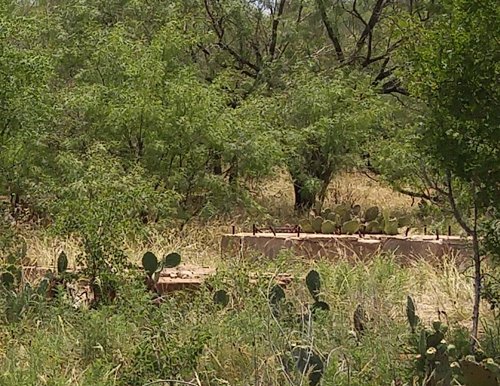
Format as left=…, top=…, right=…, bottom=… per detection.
left=3, top=173, right=497, bottom=386
left=26, top=171, right=407, bottom=266
left=325, top=172, right=413, bottom=209
left=252, top=170, right=413, bottom=219
left=23, top=223, right=226, bottom=268
left=405, top=257, right=485, bottom=329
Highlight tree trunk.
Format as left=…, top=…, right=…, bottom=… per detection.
left=228, top=155, right=238, bottom=185
left=317, top=179, right=331, bottom=210
left=293, top=180, right=316, bottom=213
left=208, top=150, right=222, bottom=175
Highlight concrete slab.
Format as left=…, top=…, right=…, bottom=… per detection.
left=20, top=265, right=293, bottom=295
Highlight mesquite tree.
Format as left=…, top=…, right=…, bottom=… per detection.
left=376, top=0, right=499, bottom=348
left=201, top=0, right=419, bottom=210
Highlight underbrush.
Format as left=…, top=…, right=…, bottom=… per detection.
left=0, top=256, right=497, bottom=386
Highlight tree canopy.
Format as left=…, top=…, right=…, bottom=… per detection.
left=0, top=0, right=497, bottom=223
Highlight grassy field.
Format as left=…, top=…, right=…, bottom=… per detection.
left=1, top=254, right=497, bottom=386
left=0, top=173, right=498, bottom=386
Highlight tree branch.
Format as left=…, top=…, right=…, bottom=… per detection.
left=315, top=0, right=344, bottom=62
left=269, top=0, right=287, bottom=60
left=381, top=79, right=409, bottom=95
left=395, top=187, right=436, bottom=201
left=356, top=0, right=386, bottom=52
left=204, top=0, right=260, bottom=75
left=445, top=170, right=473, bottom=235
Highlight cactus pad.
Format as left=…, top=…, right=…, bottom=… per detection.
left=0, top=271, right=14, bottom=289
left=333, top=204, right=348, bottom=216
left=37, top=278, right=49, bottom=296
left=321, top=208, right=332, bottom=217
left=213, top=289, right=230, bottom=308
left=57, top=251, right=68, bottom=274
left=342, top=219, right=360, bottom=235
left=384, top=218, right=399, bottom=235
left=299, top=219, right=314, bottom=233
left=325, top=211, right=339, bottom=223
left=321, top=220, right=336, bottom=234
left=292, top=347, right=324, bottom=386
left=269, top=284, right=286, bottom=305
left=311, top=301, right=330, bottom=314
left=353, top=304, right=367, bottom=335
left=406, top=295, right=419, bottom=333
left=142, top=251, right=158, bottom=277
left=364, top=206, right=380, bottom=222
left=306, top=270, right=321, bottom=301
left=398, top=215, right=413, bottom=227
left=366, top=220, right=382, bottom=234
left=311, top=216, right=323, bottom=233
left=164, top=252, right=181, bottom=268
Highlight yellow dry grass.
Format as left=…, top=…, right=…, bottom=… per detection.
left=23, top=223, right=226, bottom=268
left=325, top=172, right=413, bottom=209
left=252, top=170, right=413, bottom=219
left=406, top=257, right=485, bottom=329
left=25, top=171, right=412, bottom=267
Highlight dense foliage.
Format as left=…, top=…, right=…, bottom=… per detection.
left=0, top=0, right=499, bottom=383
left=0, top=0, right=426, bottom=221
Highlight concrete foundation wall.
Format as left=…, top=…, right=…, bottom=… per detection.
left=221, top=233, right=471, bottom=263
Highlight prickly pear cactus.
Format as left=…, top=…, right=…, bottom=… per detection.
left=321, top=220, right=336, bottom=234
left=306, top=270, right=321, bottom=302
left=213, top=289, right=230, bottom=308
left=269, top=284, right=286, bottom=305
left=406, top=295, right=419, bottom=333
left=292, top=346, right=324, bottom=386
left=342, top=219, right=360, bottom=235
left=0, top=271, right=14, bottom=289
left=365, top=220, right=382, bottom=234
left=325, top=211, right=340, bottom=223
left=384, top=218, right=399, bottom=235
left=353, top=304, right=367, bottom=335
left=269, top=284, right=286, bottom=317
left=299, top=219, right=314, bottom=233
left=398, top=215, right=413, bottom=227
left=408, top=304, right=459, bottom=386
left=460, top=358, right=499, bottom=386
left=334, top=204, right=351, bottom=222
left=142, top=251, right=158, bottom=277
left=321, top=208, right=332, bottom=217
left=311, top=301, right=330, bottom=314
left=163, top=252, right=181, bottom=268
left=364, top=206, right=380, bottom=222
left=311, top=216, right=323, bottom=233
left=37, top=278, right=49, bottom=297
left=57, top=251, right=68, bottom=274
